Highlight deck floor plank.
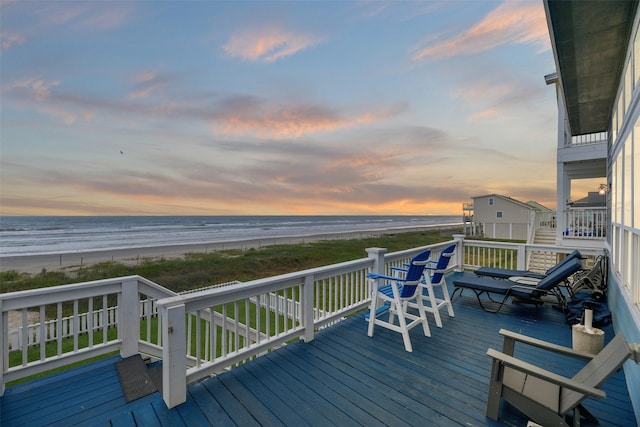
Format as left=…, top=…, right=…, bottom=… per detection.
left=1, top=273, right=635, bottom=426
left=234, top=356, right=338, bottom=426
left=260, top=349, right=367, bottom=426
left=320, top=324, right=488, bottom=425
left=274, top=343, right=408, bottom=427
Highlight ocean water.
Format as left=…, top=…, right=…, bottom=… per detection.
left=0, top=216, right=461, bottom=257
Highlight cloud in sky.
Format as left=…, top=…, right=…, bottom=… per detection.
left=223, top=26, right=322, bottom=63
left=411, top=0, right=549, bottom=62
left=213, top=100, right=408, bottom=138
left=1, top=31, right=25, bottom=51
left=0, top=1, right=560, bottom=216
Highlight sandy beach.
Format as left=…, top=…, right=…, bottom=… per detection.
left=0, top=225, right=461, bottom=274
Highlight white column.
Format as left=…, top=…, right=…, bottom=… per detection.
left=119, top=278, right=140, bottom=358
left=366, top=247, right=387, bottom=277
left=452, top=234, right=465, bottom=272
left=161, top=303, right=187, bottom=408
left=301, top=274, right=315, bottom=343
left=0, top=301, right=5, bottom=396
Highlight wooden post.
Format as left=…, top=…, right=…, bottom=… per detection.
left=301, top=274, right=315, bottom=343
left=452, top=234, right=465, bottom=272
left=517, top=244, right=527, bottom=270
left=0, top=300, right=5, bottom=397
left=161, top=303, right=187, bottom=408
left=119, top=278, right=140, bottom=358
left=366, top=247, right=386, bottom=277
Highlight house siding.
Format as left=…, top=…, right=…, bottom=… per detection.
left=473, top=195, right=532, bottom=240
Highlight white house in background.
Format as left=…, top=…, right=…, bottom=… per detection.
left=471, top=194, right=551, bottom=240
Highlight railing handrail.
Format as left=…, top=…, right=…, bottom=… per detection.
left=0, top=275, right=174, bottom=311
left=566, top=206, right=606, bottom=211
left=156, top=257, right=373, bottom=312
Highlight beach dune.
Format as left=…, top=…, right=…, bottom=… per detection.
left=0, top=225, right=460, bottom=274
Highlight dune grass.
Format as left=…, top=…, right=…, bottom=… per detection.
left=0, top=228, right=462, bottom=294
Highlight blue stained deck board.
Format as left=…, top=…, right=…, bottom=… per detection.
left=214, top=369, right=288, bottom=427
left=1, top=272, right=635, bottom=426
left=233, top=356, right=336, bottom=426
left=224, top=366, right=309, bottom=427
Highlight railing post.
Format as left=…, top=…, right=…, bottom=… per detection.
left=161, top=303, right=186, bottom=408
left=366, top=248, right=387, bottom=314
left=119, top=278, right=140, bottom=358
left=1, top=300, right=5, bottom=397
left=452, top=234, right=465, bottom=272
left=517, top=245, right=527, bottom=270
left=366, top=247, right=386, bottom=276
left=302, top=274, right=315, bottom=343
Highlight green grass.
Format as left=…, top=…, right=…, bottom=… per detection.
left=0, top=228, right=462, bottom=294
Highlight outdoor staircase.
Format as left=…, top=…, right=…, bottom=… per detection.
left=528, top=227, right=558, bottom=272
left=532, top=227, right=556, bottom=245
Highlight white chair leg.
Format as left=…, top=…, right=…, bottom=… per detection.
left=441, top=281, right=455, bottom=317
left=425, top=284, right=443, bottom=327
left=416, top=297, right=431, bottom=337
left=394, top=300, right=413, bottom=352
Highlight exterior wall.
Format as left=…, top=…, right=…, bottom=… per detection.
left=607, top=10, right=640, bottom=424
left=608, top=273, right=640, bottom=426
left=473, top=195, right=531, bottom=240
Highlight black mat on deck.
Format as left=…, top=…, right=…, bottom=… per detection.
left=115, top=354, right=158, bottom=403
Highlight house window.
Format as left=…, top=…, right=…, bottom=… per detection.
left=496, top=211, right=503, bottom=219
left=488, top=198, right=494, bottom=206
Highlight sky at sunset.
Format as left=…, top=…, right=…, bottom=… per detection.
left=0, top=0, right=597, bottom=216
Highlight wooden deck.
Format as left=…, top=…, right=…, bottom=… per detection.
left=1, top=273, right=635, bottom=426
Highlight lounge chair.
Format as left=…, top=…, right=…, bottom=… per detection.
left=366, top=249, right=432, bottom=352
left=452, top=258, right=583, bottom=312
left=474, top=249, right=582, bottom=280
left=486, top=329, right=640, bottom=427
left=570, top=254, right=607, bottom=296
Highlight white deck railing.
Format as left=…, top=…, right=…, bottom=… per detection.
left=563, top=207, right=607, bottom=239
left=567, top=132, right=608, bottom=147
left=0, top=276, right=176, bottom=394
left=1, top=236, right=604, bottom=407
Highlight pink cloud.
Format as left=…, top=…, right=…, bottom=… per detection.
left=38, top=2, right=132, bottom=31
left=223, top=26, right=321, bottom=62
left=5, top=77, right=60, bottom=101
left=412, top=0, right=549, bottom=62
left=1, top=31, right=26, bottom=51
left=214, top=103, right=406, bottom=138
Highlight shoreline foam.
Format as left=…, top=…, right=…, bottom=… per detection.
left=0, top=224, right=462, bottom=274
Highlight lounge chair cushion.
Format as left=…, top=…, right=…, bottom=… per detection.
left=475, top=250, right=581, bottom=279
left=453, top=258, right=583, bottom=305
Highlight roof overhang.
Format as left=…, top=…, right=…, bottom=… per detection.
left=544, top=0, right=638, bottom=136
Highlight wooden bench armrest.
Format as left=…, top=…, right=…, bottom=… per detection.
left=498, top=329, right=594, bottom=362
left=486, top=348, right=606, bottom=399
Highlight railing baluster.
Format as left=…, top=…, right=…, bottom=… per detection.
left=245, top=298, right=250, bottom=348
left=20, top=309, right=27, bottom=366
left=73, top=299, right=78, bottom=352
left=39, top=305, right=46, bottom=361
left=195, top=310, right=201, bottom=367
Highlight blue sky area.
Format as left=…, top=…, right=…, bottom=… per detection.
left=1, top=0, right=593, bottom=216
